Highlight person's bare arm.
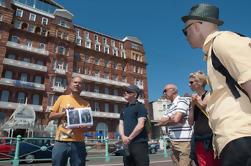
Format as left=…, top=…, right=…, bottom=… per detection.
left=159, top=112, right=184, bottom=126
left=49, top=111, right=66, bottom=120
left=188, top=103, right=195, bottom=126
left=128, top=118, right=145, bottom=141
left=241, top=80, right=251, bottom=102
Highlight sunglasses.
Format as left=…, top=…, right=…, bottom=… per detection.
left=182, top=22, right=202, bottom=36
left=189, top=81, right=194, bottom=84
left=124, top=90, right=135, bottom=94
left=163, top=88, right=172, bottom=94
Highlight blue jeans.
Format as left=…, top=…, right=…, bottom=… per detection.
left=52, top=141, right=87, bottom=166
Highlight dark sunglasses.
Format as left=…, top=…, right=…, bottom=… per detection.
left=189, top=81, right=194, bottom=84
left=124, top=90, right=135, bottom=94
left=163, top=88, right=172, bottom=94
left=182, top=22, right=202, bottom=36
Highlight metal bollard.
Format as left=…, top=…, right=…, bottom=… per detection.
left=104, top=137, right=110, bottom=162
left=12, top=135, right=21, bottom=166
left=163, top=138, right=168, bottom=158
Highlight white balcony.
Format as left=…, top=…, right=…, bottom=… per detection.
left=3, top=58, right=47, bottom=72
left=72, top=73, right=130, bottom=87
left=80, top=91, right=127, bottom=103
left=0, top=101, right=43, bottom=112
left=6, top=41, right=49, bottom=56
left=55, top=68, right=66, bottom=75
left=52, top=86, right=66, bottom=93
left=0, top=78, right=45, bottom=91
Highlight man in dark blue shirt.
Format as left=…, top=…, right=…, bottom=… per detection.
left=119, top=84, right=149, bottom=166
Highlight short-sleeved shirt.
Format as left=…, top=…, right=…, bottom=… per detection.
left=163, top=96, right=192, bottom=141
left=51, top=95, right=90, bottom=142
left=203, top=31, right=251, bottom=156
left=120, top=101, right=148, bottom=143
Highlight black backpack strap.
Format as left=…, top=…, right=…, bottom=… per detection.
left=211, top=36, right=249, bottom=99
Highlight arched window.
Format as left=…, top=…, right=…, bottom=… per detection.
left=96, top=122, right=108, bottom=138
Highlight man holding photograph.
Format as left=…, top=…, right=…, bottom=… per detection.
left=49, top=76, right=90, bottom=166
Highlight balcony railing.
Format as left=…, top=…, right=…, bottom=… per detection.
left=0, top=78, right=45, bottom=91
left=72, top=72, right=130, bottom=87
left=80, top=91, right=127, bottom=103
left=52, top=86, right=66, bottom=93
left=0, top=101, right=43, bottom=112
left=3, top=58, right=47, bottom=72
left=55, top=68, right=66, bottom=75
left=6, top=41, right=49, bottom=56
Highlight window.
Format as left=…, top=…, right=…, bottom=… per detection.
left=39, top=43, right=45, bottom=49
left=41, top=17, right=48, bottom=25
left=122, top=64, right=126, bottom=71
left=114, top=104, right=118, bottom=113
left=104, top=73, right=109, bottom=79
left=21, top=73, right=28, bottom=81
left=58, top=46, right=64, bottom=55
left=104, top=47, right=109, bottom=54
left=136, top=66, right=139, bottom=73
left=105, top=104, right=109, bottom=112
left=0, top=0, right=6, bottom=7
left=121, top=51, right=126, bottom=59
left=57, top=20, right=70, bottom=28
left=86, top=84, right=90, bottom=91
left=85, top=41, right=91, bottom=48
left=16, top=9, right=23, bottom=17
left=41, top=29, right=47, bottom=36
left=104, top=88, right=109, bottom=94
left=63, top=33, right=68, bottom=40
left=112, top=74, right=117, bottom=81
left=37, top=60, right=44, bottom=65
left=51, top=76, right=55, bottom=87
left=111, top=40, right=115, bottom=47
left=57, top=31, right=62, bottom=38
left=104, top=60, right=108, bottom=67
left=57, top=61, right=63, bottom=69
left=65, top=48, right=69, bottom=56
left=119, top=43, right=123, bottom=49
left=17, top=92, right=25, bottom=103
left=94, top=70, right=99, bottom=77
left=103, top=37, right=107, bottom=44
left=74, top=53, right=80, bottom=61
left=29, top=13, right=36, bottom=21
left=113, top=49, right=118, bottom=56
left=122, top=76, right=127, bottom=83
left=75, top=29, right=80, bottom=36
left=63, top=79, right=67, bottom=88
left=8, top=54, right=15, bottom=59
left=0, top=13, right=2, bottom=21
left=113, top=63, right=117, bottom=69
left=55, top=77, right=62, bottom=87
left=5, top=71, right=12, bottom=79
left=94, top=102, right=99, bottom=111
left=1, top=90, right=9, bottom=102
left=114, top=89, right=118, bottom=96
left=85, top=55, right=89, bottom=62
left=96, top=122, right=108, bottom=138
left=14, top=20, right=21, bottom=29
left=25, top=40, right=32, bottom=47
left=23, top=57, right=30, bottom=63
left=11, top=36, right=19, bottom=43
left=75, top=37, right=81, bottom=46
left=95, top=58, right=99, bottom=65
left=95, top=44, right=100, bottom=51
left=94, top=34, right=98, bottom=41
left=94, top=86, right=99, bottom=93
left=84, top=31, right=89, bottom=39
left=32, top=94, right=39, bottom=105
left=28, top=25, right=34, bottom=32
left=35, top=76, right=42, bottom=84
left=132, top=43, right=139, bottom=50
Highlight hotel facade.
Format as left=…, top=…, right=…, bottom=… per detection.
left=0, top=0, right=149, bottom=138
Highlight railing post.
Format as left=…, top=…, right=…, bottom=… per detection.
left=104, top=137, right=110, bottom=162
left=163, top=138, right=168, bottom=157
left=12, top=135, right=21, bottom=166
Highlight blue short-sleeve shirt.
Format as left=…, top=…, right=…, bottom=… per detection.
left=120, top=101, right=148, bottom=143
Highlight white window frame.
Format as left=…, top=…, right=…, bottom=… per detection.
left=85, top=41, right=91, bottom=49
left=41, top=17, right=48, bottom=25
left=29, top=13, right=36, bottom=21
left=16, top=9, right=23, bottom=17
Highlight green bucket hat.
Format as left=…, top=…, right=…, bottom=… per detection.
left=182, top=4, right=224, bottom=26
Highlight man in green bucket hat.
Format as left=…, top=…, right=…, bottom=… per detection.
left=182, top=3, right=251, bottom=166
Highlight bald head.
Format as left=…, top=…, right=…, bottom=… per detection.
left=163, top=84, right=178, bottom=102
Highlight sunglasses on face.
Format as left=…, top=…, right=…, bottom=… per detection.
left=189, top=81, right=194, bottom=84
left=182, top=22, right=202, bottom=36
left=124, top=91, right=135, bottom=94
left=163, top=88, right=172, bottom=94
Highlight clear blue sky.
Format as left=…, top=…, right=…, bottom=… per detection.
left=56, top=0, right=251, bottom=102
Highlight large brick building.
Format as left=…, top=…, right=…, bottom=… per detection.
left=0, top=0, right=149, bottom=138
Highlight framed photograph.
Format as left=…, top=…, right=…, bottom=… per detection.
left=66, top=107, right=93, bottom=128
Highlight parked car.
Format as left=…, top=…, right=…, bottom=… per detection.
left=10, top=138, right=54, bottom=164
left=109, top=141, right=158, bottom=156
left=0, top=137, right=13, bottom=159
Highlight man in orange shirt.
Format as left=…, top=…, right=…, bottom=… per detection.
left=49, top=76, right=90, bottom=166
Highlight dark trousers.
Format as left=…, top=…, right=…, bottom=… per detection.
left=123, top=142, right=149, bottom=166
left=220, top=136, right=251, bottom=166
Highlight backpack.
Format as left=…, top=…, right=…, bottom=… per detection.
left=211, top=33, right=249, bottom=99
left=135, top=102, right=152, bottom=134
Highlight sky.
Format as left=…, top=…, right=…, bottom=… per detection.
left=55, top=0, right=251, bottom=102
